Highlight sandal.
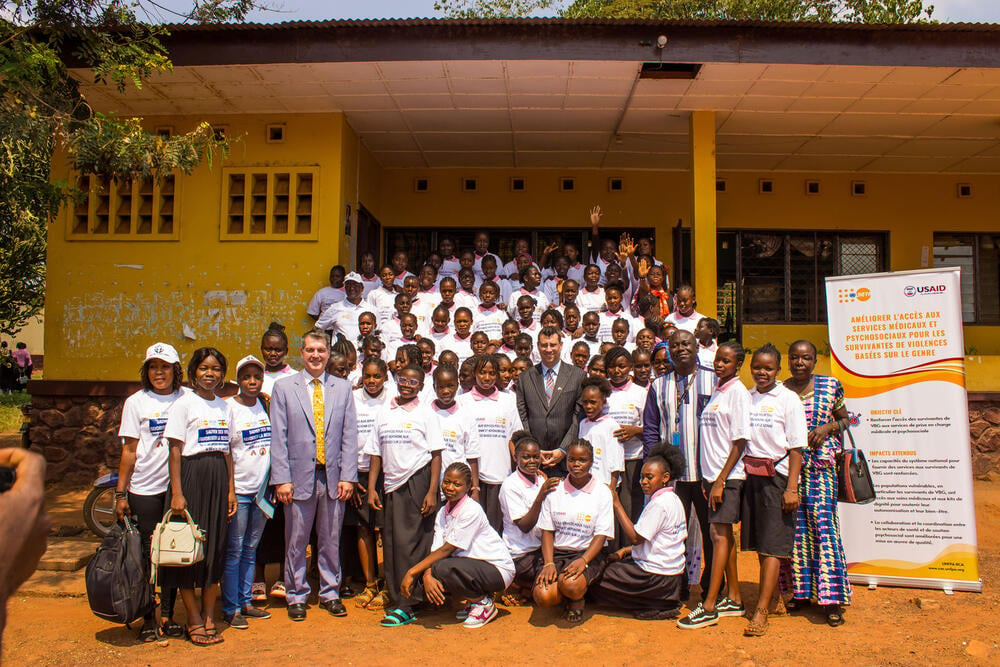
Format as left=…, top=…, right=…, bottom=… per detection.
left=380, top=607, right=417, bottom=627
left=785, top=598, right=811, bottom=613
left=824, top=605, right=845, bottom=627
left=355, top=584, right=380, bottom=608
left=367, top=590, right=390, bottom=611
left=137, top=623, right=160, bottom=643
left=186, top=624, right=223, bottom=646
left=564, top=608, right=584, bottom=624
left=160, top=620, right=184, bottom=638
left=498, top=590, right=528, bottom=607
left=744, top=609, right=769, bottom=637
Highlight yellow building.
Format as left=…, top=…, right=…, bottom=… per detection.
left=33, top=18, right=1000, bottom=476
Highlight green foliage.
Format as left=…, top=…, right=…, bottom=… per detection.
left=0, top=0, right=258, bottom=336
left=0, top=392, right=31, bottom=433
left=437, top=0, right=934, bottom=22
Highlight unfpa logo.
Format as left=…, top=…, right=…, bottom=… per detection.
left=837, top=287, right=871, bottom=303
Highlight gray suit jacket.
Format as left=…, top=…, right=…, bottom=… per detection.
left=269, top=371, right=358, bottom=501
left=515, top=362, right=586, bottom=452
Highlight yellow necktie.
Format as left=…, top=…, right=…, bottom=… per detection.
left=312, top=378, right=325, bottom=465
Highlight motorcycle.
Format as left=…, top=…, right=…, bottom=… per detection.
left=84, top=472, right=119, bottom=538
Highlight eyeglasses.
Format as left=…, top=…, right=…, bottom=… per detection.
left=397, top=377, right=421, bottom=388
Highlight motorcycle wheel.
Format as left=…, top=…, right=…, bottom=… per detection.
left=84, top=486, right=118, bottom=538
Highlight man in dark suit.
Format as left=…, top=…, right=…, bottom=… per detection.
left=270, top=329, right=358, bottom=621
left=515, top=326, right=586, bottom=470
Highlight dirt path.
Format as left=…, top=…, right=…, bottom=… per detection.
left=4, top=482, right=999, bottom=666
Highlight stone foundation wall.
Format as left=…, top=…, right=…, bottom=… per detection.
left=969, top=401, right=1000, bottom=479
left=23, top=385, right=1000, bottom=483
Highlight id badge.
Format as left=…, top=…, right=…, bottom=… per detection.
left=672, top=432, right=680, bottom=447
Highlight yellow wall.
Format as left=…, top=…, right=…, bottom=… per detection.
left=46, top=113, right=382, bottom=380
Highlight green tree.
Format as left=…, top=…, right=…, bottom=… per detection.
left=0, top=0, right=261, bottom=336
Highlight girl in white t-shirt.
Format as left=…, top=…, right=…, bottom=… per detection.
left=221, top=355, right=272, bottom=628
left=678, top=340, right=750, bottom=629
left=400, top=462, right=515, bottom=629
left=577, top=376, right=624, bottom=490
left=575, top=264, right=606, bottom=314
left=114, top=342, right=186, bottom=642
left=458, top=354, right=523, bottom=533
left=498, top=432, right=560, bottom=603
left=431, top=365, right=480, bottom=488
left=592, top=443, right=688, bottom=620
left=603, top=347, right=647, bottom=531
left=350, top=357, right=394, bottom=609
left=742, top=343, right=806, bottom=638
left=533, top=440, right=615, bottom=624
left=162, top=347, right=234, bottom=646
left=260, top=323, right=297, bottom=399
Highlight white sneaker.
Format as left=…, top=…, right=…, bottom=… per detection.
left=462, top=597, right=498, bottom=628
left=270, top=581, right=286, bottom=599
left=251, top=582, right=267, bottom=602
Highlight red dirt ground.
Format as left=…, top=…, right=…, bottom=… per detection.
left=3, top=481, right=999, bottom=666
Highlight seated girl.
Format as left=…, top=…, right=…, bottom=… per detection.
left=591, top=443, right=688, bottom=620
left=532, top=439, right=615, bottom=624
left=400, top=463, right=515, bottom=629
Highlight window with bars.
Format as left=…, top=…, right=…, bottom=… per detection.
left=740, top=230, right=886, bottom=323
left=221, top=167, right=318, bottom=240
left=933, top=233, right=1000, bottom=324
left=67, top=174, right=178, bottom=240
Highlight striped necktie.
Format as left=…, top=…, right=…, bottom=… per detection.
left=312, top=378, right=325, bottom=465
left=545, top=367, right=556, bottom=404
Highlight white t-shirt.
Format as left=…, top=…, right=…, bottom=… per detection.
left=361, top=274, right=380, bottom=299
left=409, top=298, right=434, bottom=336
left=262, top=365, right=297, bottom=398
left=118, top=389, right=185, bottom=495
left=354, top=386, right=394, bottom=472
left=499, top=470, right=546, bottom=556
left=440, top=333, right=474, bottom=364
left=562, top=336, right=602, bottom=364
left=578, top=416, right=624, bottom=488
left=473, top=252, right=503, bottom=281
left=747, top=383, right=808, bottom=477
left=537, top=477, right=615, bottom=551
left=307, top=285, right=346, bottom=318
left=575, top=286, right=606, bottom=314
left=459, top=388, right=522, bottom=484
left=472, top=305, right=509, bottom=341
left=607, top=380, right=647, bottom=460
left=366, top=286, right=399, bottom=326
left=631, top=487, right=688, bottom=576
left=430, top=402, right=481, bottom=482
left=316, top=299, right=368, bottom=342
left=440, top=256, right=461, bottom=280
left=163, top=391, right=230, bottom=457
left=513, top=319, right=542, bottom=364
left=665, top=309, right=706, bottom=334
left=363, top=397, right=442, bottom=493
left=226, top=398, right=271, bottom=496
left=597, top=310, right=637, bottom=344
left=454, top=290, right=480, bottom=311
left=432, top=496, right=515, bottom=589
left=699, top=377, right=751, bottom=482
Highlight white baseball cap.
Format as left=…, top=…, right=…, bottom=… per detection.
left=344, top=271, right=364, bottom=285
left=236, top=354, right=265, bottom=374
left=145, top=342, right=180, bottom=365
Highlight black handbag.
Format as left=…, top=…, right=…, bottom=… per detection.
left=836, top=427, right=876, bottom=504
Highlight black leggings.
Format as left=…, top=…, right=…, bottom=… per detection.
left=673, top=480, right=713, bottom=599
left=128, top=491, right=177, bottom=622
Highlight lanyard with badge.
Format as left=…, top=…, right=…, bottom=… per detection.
left=671, top=369, right=696, bottom=446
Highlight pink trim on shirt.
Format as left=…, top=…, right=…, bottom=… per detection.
left=650, top=487, right=672, bottom=501
left=517, top=470, right=540, bottom=487
left=612, top=379, right=634, bottom=392
left=717, top=376, right=742, bottom=392
left=469, top=387, right=500, bottom=401
left=390, top=397, right=421, bottom=411
left=564, top=476, right=598, bottom=493
left=434, top=400, right=459, bottom=414
left=447, top=494, right=469, bottom=516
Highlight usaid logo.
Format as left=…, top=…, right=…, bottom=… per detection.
left=904, top=285, right=946, bottom=297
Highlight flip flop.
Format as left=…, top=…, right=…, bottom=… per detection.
left=186, top=625, right=223, bottom=646
left=824, top=606, right=845, bottom=627
left=137, top=624, right=160, bottom=643
left=564, top=608, right=584, bottom=624
left=380, top=607, right=417, bottom=627
left=160, top=620, right=184, bottom=638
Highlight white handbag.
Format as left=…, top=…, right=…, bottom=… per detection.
left=150, top=509, right=206, bottom=579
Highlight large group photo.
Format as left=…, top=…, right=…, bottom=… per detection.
left=1, top=0, right=998, bottom=664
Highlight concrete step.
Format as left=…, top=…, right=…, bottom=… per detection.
left=37, top=537, right=99, bottom=572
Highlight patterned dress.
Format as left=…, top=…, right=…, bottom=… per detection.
left=785, top=374, right=852, bottom=605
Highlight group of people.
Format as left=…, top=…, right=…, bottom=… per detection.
left=112, top=215, right=853, bottom=645
left=0, top=341, right=32, bottom=394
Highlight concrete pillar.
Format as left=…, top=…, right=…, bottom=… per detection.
left=689, top=110, right=717, bottom=318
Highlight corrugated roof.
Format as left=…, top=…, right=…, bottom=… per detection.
left=163, top=17, right=1000, bottom=32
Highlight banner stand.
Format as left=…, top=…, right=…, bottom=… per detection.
left=826, top=267, right=982, bottom=593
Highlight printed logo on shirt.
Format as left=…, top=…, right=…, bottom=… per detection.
left=197, top=420, right=230, bottom=452
left=576, top=513, right=593, bottom=523
left=759, top=406, right=775, bottom=414
left=149, top=417, right=167, bottom=438
left=495, top=417, right=507, bottom=425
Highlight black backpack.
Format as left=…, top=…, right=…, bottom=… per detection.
left=85, top=516, right=154, bottom=625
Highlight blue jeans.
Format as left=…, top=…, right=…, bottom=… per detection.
left=222, top=495, right=267, bottom=615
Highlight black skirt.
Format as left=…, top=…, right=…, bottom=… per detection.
left=590, top=556, right=684, bottom=611
left=741, top=473, right=795, bottom=558
left=160, top=452, right=229, bottom=589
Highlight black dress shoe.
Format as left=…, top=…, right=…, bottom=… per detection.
left=287, top=603, right=307, bottom=621
left=319, top=599, right=347, bottom=617
left=340, top=584, right=356, bottom=599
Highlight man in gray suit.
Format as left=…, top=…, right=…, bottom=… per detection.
left=515, top=326, right=586, bottom=470
left=270, top=329, right=358, bottom=621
